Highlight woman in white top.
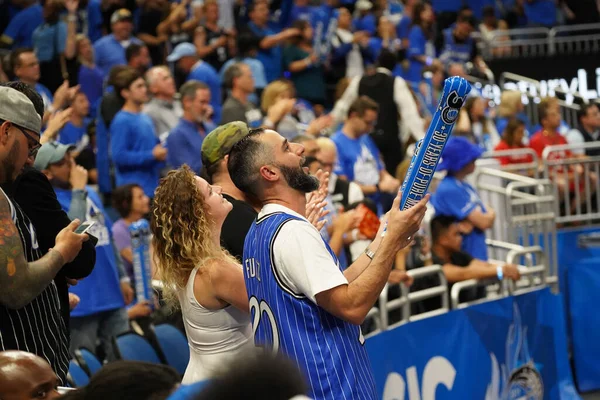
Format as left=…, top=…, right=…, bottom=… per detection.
left=151, top=165, right=253, bottom=384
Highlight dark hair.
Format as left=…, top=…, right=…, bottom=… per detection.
left=113, top=67, right=143, bottom=99
left=289, top=20, right=309, bottom=46
left=430, top=215, right=457, bottom=244
left=412, top=2, right=433, bottom=39
left=377, top=49, right=397, bottom=72
left=126, top=43, right=146, bottom=63
left=237, top=32, right=260, bottom=58
left=223, top=63, right=246, bottom=89
left=482, top=5, right=496, bottom=19
left=107, top=65, right=130, bottom=87
left=502, top=117, right=525, bottom=147
left=193, top=352, right=307, bottom=400
left=577, top=103, right=599, bottom=124
left=227, top=128, right=268, bottom=199
left=60, top=361, right=179, bottom=400
left=0, top=81, right=44, bottom=119
left=347, top=95, right=379, bottom=118
left=9, top=48, right=34, bottom=74
left=112, top=183, right=143, bottom=218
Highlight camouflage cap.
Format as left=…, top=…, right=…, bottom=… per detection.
left=201, top=121, right=250, bottom=169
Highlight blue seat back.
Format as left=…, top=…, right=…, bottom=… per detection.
left=154, top=324, right=190, bottom=376
left=77, top=348, right=103, bottom=375
left=115, top=332, right=162, bottom=364
left=68, top=360, right=90, bottom=387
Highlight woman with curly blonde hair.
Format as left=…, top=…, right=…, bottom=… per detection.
left=151, top=165, right=252, bottom=384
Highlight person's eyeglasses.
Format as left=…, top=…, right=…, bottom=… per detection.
left=12, top=123, right=41, bottom=157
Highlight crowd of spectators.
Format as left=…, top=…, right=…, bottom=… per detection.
left=0, top=0, right=599, bottom=397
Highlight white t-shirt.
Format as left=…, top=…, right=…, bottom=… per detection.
left=258, top=204, right=348, bottom=304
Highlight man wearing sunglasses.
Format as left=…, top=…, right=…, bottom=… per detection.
left=0, top=85, right=89, bottom=385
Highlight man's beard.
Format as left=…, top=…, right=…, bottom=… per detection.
left=278, top=164, right=319, bottom=193
left=2, top=140, right=21, bottom=184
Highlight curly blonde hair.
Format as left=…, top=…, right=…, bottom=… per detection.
left=151, top=165, right=222, bottom=308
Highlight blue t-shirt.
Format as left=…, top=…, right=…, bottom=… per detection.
left=465, top=0, right=497, bottom=20
left=34, top=82, right=54, bottom=112
left=439, top=28, right=474, bottom=67
left=431, top=176, right=488, bottom=261
left=289, top=4, right=315, bottom=26
left=1, top=3, right=43, bottom=48
left=524, top=0, right=557, bottom=27
left=248, top=22, right=282, bottom=84
left=430, top=0, right=462, bottom=12
left=187, top=61, right=222, bottom=124
left=58, top=120, right=90, bottom=149
left=354, top=14, right=377, bottom=36
left=32, top=22, right=67, bottom=62
left=79, top=65, right=104, bottom=117
left=331, top=130, right=383, bottom=212
left=86, top=0, right=103, bottom=43
left=110, top=111, right=163, bottom=197
left=495, top=113, right=532, bottom=138
left=55, top=186, right=125, bottom=317
left=396, top=15, right=412, bottom=41
left=407, top=25, right=435, bottom=84
left=166, top=118, right=215, bottom=174
left=93, top=34, right=143, bottom=77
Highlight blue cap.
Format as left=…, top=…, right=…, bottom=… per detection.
left=437, top=136, right=484, bottom=174
left=166, top=43, right=197, bottom=62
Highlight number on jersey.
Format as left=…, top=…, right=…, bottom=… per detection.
left=249, top=296, right=280, bottom=353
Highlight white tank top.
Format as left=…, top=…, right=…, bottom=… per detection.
left=178, top=266, right=252, bottom=356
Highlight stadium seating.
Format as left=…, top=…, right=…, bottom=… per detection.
left=67, top=360, right=90, bottom=387
left=74, top=348, right=103, bottom=376
left=113, top=331, right=163, bottom=364
left=153, top=324, right=190, bottom=376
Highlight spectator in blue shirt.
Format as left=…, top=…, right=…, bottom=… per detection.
left=332, top=96, right=400, bottom=214
left=220, top=32, right=267, bottom=100
left=0, top=0, right=43, bottom=48
left=431, top=137, right=494, bottom=261
left=34, top=141, right=133, bottom=360
left=354, top=0, right=377, bottom=36
left=167, top=81, right=216, bottom=174
left=242, top=1, right=302, bottom=83
left=86, top=0, right=104, bottom=43
left=406, top=2, right=437, bottom=85
left=289, top=0, right=317, bottom=26
left=93, top=9, right=143, bottom=77
left=10, top=48, right=62, bottom=116
left=75, top=35, right=104, bottom=117
left=125, top=42, right=151, bottom=74
left=524, top=0, right=557, bottom=27
left=110, top=67, right=167, bottom=198
left=58, top=91, right=91, bottom=154
left=167, top=43, right=222, bottom=123
left=396, top=0, right=417, bottom=50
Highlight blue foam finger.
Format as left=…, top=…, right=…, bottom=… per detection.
left=399, top=76, right=471, bottom=210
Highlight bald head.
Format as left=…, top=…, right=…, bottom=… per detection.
left=0, top=351, right=60, bottom=400
left=316, top=137, right=337, bottom=174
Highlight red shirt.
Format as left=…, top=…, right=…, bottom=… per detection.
left=529, top=130, right=571, bottom=160
left=494, top=140, right=534, bottom=165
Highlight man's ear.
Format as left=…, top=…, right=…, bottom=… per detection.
left=0, top=121, right=10, bottom=146
left=42, top=169, right=53, bottom=180
left=259, top=164, right=279, bottom=183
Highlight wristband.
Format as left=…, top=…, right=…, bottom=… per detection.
left=364, top=247, right=375, bottom=260
left=496, top=266, right=504, bottom=281
left=419, top=252, right=432, bottom=262
left=305, top=58, right=312, bottom=68
left=67, top=15, right=78, bottom=22
left=425, top=56, right=433, bottom=66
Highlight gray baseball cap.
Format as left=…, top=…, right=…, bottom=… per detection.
left=33, top=141, right=75, bottom=171
left=0, top=86, right=42, bottom=135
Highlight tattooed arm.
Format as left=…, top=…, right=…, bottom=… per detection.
left=0, top=193, right=86, bottom=309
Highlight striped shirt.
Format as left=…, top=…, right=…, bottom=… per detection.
left=0, top=187, right=70, bottom=384
left=243, top=205, right=377, bottom=400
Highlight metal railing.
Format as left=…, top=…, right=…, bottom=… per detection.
left=481, top=148, right=540, bottom=178
left=542, top=142, right=600, bottom=224
left=474, top=28, right=552, bottom=60
left=499, top=72, right=583, bottom=126
left=473, top=166, right=558, bottom=288
left=476, top=23, right=600, bottom=59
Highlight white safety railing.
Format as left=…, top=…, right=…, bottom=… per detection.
left=542, top=142, right=600, bottom=225
left=481, top=148, right=540, bottom=178
left=499, top=72, right=583, bottom=125
left=473, top=166, right=558, bottom=288
left=476, top=23, right=600, bottom=59
left=474, top=28, right=552, bottom=60
left=549, top=23, right=600, bottom=56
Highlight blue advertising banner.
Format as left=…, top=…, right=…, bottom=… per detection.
left=366, top=288, right=579, bottom=399
left=557, top=227, right=600, bottom=392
